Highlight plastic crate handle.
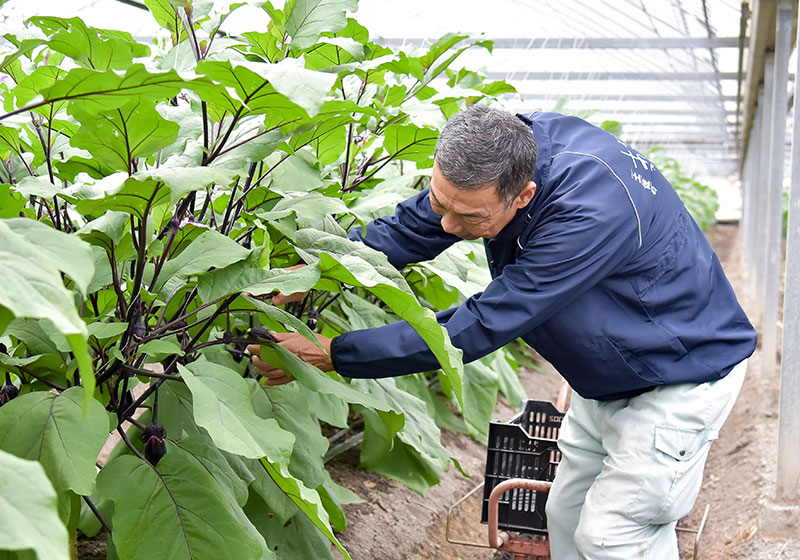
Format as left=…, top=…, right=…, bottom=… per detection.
left=488, top=478, right=554, bottom=552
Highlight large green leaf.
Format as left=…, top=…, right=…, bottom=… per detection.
left=2, top=64, right=193, bottom=120
left=259, top=58, right=336, bottom=117
left=243, top=296, right=322, bottom=349
left=177, top=359, right=294, bottom=462
left=156, top=229, right=250, bottom=292
left=143, top=0, right=182, bottom=36
left=250, top=381, right=329, bottom=488
left=69, top=174, right=165, bottom=220
left=0, top=38, right=47, bottom=75
left=492, top=350, right=526, bottom=408
left=71, top=166, right=235, bottom=221
left=303, top=37, right=365, bottom=71
left=0, top=387, right=110, bottom=497
left=291, top=229, right=464, bottom=406
left=245, top=262, right=323, bottom=297
left=353, top=377, right=451, bottom=493
left=0, top=185, right=25, bottom=219
left=29, top=16, right=148, bottom=71
left=285, top=101, right=374, bottom=166
left=259, top=459, right=350, bottom=560
left=4, top=65, right=68, bottom=116
left=170, top=434, right=251, bottom=508
left=0, top=449, right=70, bottom=560
left=68, top=98, right=180, bottom=172
left=285, top=0, right=358, bottom=50
left=418, top=33, right=492, bottom=84
left=76, top=211, right=130, bottom=252
left=2, top=218, right=94, bottom=295
left=382, top=123, right=438, bottom=164
left=0, top=221, right=95, bottom=409
left=194, top=60, right=310, bottom=121
left=196, top=252, right=267, bottom=302
left=257, top=191, right=352, bottom=224
left=98, top=453, right=262, bottom=560
left=0, top=125, right=28, bottom=160
left=459, top=358, right=500, bottom=441
left=360, top=407, right=443, bottom=495
left=247, top=505, right=336, bottom=560
left=259, top=344, right=395, bottom=413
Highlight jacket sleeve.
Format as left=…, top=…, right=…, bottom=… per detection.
left=348, top=188, right=461, bottom=269
left=332, top=157, right=643, bottom=379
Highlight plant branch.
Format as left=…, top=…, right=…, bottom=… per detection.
left=125, top=417, right=147, bottom=431
left=184, top=294, right=238, bottom=351
left=117, top=425, right=147, bottom=463
left=148, top=216, right=180, bottom=293
left=201, top=101, right=209, bottom=154
left=249, top=153, right=291, bottom=200
left=18, top=366, right=66, bottom=391
left=108, top=244, right=128, bottom=319
left=119, top=363, right=185, bottom=383
left=220, top=177, right=240, bottom=235
left=145, top=293, right=229, bottom=341
left=188, top=336, right=262, bottom=353
left=205, top=108, right=243, bottom=164
left=30, top=113, right=55, bottom=185
left=82, top=496, right=112, bottom=535
left=341, top=123, right=354, bottom=189
left=181, top=8, right=202, bottom=62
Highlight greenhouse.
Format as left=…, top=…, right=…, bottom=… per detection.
left=0, top=0, right=797, bottom=559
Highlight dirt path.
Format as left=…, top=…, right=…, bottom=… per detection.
left=335, top=224, right=800, bottom=560
left=677, top=224, right=799, bottom=560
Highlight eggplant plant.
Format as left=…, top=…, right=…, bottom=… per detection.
left=0, top=1, right=526, bottom=559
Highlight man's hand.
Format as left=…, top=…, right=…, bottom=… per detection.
left=247, top=332, right=333, bottom=386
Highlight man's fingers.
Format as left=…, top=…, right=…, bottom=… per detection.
left=270, top=331, right=298, bottom=342
left=250, top=354, right=296, bottom=386
left=251, top=356, right=284, bottom=378
left=272, top=291, right=307, bottom=306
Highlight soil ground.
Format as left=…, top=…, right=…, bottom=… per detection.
left=333, top=224, right=800, bottom=560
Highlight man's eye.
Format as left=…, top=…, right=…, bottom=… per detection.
left=463, top=216, right=486, bottom=224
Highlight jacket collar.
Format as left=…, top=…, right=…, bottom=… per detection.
left=489, top=198, right=535, bottom=241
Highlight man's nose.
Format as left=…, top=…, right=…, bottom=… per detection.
left=440, top=213, right=461, bottom=235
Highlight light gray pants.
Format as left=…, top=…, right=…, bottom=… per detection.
left=545, top=360, right=747, bottom=559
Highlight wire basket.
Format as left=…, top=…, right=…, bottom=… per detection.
left=481, top=400, right=564, bottom=534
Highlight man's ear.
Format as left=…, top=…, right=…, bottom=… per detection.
left=514, top=181, right=537, bottom=209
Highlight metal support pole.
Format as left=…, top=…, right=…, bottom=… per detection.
left=777, top=2, right=800, bottom=502
left=762, top=1, right=793, bottom=378
left=753, top=80, right=774, bottom=310
left=742, top=107, right=760, bottom=277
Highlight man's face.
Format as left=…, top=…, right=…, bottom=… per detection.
left=429, top=163, right=536, bottom=240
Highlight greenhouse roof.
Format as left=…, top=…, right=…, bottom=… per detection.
left=2, top=0, right=796, bottom=212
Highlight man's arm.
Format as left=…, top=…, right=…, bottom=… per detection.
left=349, top=188, right=461, bottom=269
left=332, top=167, right=642, bottom=379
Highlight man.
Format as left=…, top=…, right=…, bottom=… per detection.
left=250, top=106, right=757, bottom=558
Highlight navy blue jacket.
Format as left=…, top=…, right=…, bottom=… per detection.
left=331, top=112, right=757, bottom=400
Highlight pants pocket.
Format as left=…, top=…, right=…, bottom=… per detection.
left=626, top=425, right=716, bottom=525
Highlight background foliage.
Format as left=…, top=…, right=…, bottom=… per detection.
left=0, top=1, right=526, bottom=559
left=647, top=148, right=720, bottom=231
left=0, top=3, right=723, bottom=559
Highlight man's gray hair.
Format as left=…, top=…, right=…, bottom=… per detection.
left=434, top=105, right=537, bottom=206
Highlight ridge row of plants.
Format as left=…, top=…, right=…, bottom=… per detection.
left=0, top=1, right=529, bottom=559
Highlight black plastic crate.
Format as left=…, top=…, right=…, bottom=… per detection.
left=480, top=400, right=564, bottom=534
